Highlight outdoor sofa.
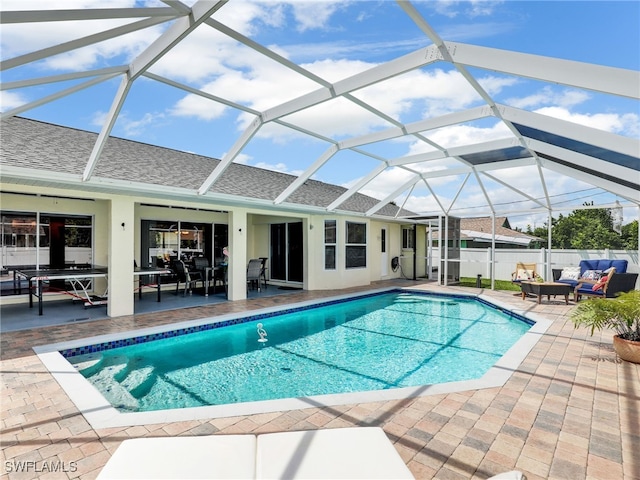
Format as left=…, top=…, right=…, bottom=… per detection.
left=553, top=259, right=637, bottom=300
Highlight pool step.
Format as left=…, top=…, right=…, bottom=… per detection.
left=70, top=352, right=103, bottom=377
left=121, top=366, right=156, bottom=398
left=86, top=355, right=139, bottom=411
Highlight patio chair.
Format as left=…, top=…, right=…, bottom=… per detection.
left=173, top=259, right=203, bottom=296
left=511, top=262, right=537, bottom=284
left=191, top=256, right=211, bottom=289
left=247, top=258, right=263, bottom=292
left=259, top=257, right=268, bottom=290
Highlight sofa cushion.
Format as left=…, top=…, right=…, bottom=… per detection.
left=576, top=285, right=605, bottom=296
left=579, top=259, right=627, bottom=275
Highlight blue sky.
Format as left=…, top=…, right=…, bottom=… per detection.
left=1, top=1, right=638, bottom=229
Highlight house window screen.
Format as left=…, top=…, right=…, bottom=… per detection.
left=402, top=227, right=414, bottom=250
left=345, top=221, right=366, bottom=269
left=324, top=220, right=336, bottom=270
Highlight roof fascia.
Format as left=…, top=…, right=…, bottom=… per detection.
left=1, top=166, right=410, bottom=221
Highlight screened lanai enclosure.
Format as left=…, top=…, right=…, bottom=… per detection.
left=0, top=1, right=638, bottom=305
left=2, top=1, right=638, bottom=215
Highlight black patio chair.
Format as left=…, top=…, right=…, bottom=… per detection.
left=247, top=259, right=263, bottom=292
left=173, top=259, right=203, bottom=296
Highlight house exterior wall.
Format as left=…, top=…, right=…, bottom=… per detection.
left=1, top=186, right=413, bottom=314
left=1, top=188, right=111, bottom=302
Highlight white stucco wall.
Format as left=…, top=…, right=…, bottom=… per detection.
left=1, top=186, right=415, bottom=313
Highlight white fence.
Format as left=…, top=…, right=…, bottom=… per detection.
left=428, top=248, right=639, bottom=287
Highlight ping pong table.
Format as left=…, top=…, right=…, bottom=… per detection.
left=15, top=266, right=109, bottom=316
left=14, top=266, right=172, bottom=315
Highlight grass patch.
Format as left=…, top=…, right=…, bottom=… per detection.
left=458, top=277, right=521, bottom=292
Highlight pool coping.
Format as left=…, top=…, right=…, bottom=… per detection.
left=33, top=287, right=552, bottom=429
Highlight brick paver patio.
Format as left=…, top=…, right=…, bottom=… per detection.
left=1, top=282, right=638, bottom=479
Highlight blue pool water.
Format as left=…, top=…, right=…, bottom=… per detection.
left=67, top=291, right=532, bottom=412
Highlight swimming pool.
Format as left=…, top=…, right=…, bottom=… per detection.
left=35, top=288, right=551, bottom=428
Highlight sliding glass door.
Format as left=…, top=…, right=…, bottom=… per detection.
left=270, top=222, right=303, bottom=283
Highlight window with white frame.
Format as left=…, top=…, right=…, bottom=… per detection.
left=345, top=221, right=366, bottom=268
left=402, top=226, right=414, bottom=250
left=324, top=220, right=336, bottom=270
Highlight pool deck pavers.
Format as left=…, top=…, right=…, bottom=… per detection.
left=1, top=281, right=639, bottom=479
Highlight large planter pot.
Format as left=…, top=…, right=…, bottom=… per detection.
left=613, top=335, right=640, bottom=364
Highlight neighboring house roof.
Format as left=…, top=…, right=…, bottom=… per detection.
left=460, top=217, right=542, bottom=246
left=0, top=117, right=415, bottom=220
left=427, top=216, right=542, bottom=246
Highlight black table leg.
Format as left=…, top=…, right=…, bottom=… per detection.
left=28, top=279, right=34, bottom=308
left=38, top=279, right=43, bottom=315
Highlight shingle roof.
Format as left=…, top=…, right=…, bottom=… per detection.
left=460, top=217, right=541, bottom=243
left=0, top=117, right=414, bottom=219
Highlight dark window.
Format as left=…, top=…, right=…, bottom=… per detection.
left=402, top=227, right=414, bottom=249
left=346, top=221, right=366, bottom=269
left=324, top=220, right=336, bottom=270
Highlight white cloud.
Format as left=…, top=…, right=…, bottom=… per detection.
left=253, top=161, right=303, bottom=176
left=91, top=110, right=166, bottom=137
left=407, top=121, right=512, bottom=153
left=0, top=91, right=28, bottom=112
left=535, top=107, right=640, bottom=137
left=169, top=94, right=229, bottom=121
left=432, top=0, right=503, bottom=19
left=119, top=112, right=166, bottom=137
left=289, top=1, right=346, bottom=32
left=507, top=86, right=591, bottom=110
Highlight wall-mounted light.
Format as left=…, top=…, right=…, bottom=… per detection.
left=309, top=224, right=314, bottom=230
left=121, top=222, right=125, bottom=230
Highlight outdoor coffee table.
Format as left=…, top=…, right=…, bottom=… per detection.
left=520, top=281, right=572, bottom=304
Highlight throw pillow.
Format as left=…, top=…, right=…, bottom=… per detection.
left=559, top=267, right=580, bottom=281
left=516, top=268, right=532, bottom=280
left=592, top=275, right=608, bottom=291
left=581, top=269, right=602, bottom=281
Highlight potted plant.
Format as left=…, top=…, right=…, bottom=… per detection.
left=571, top=289, right=640, bottom=363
